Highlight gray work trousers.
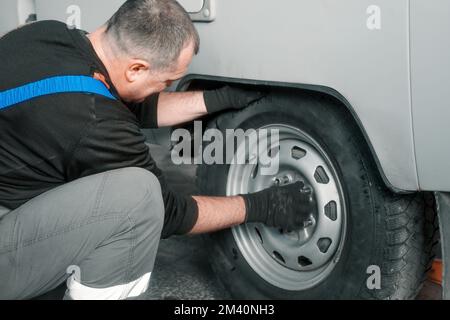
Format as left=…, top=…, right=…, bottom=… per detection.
left=0, top=168, right=164, bottom=300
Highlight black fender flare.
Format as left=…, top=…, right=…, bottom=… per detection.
left=177, top=74, right=407, bottom=194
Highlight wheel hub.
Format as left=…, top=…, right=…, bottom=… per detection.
left=227, top=124, right=347, bottom=291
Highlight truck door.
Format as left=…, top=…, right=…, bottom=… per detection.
left=410, top=0, right=450, bottom=191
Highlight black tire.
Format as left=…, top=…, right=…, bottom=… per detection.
left=196, top=91, right=438, bottom=300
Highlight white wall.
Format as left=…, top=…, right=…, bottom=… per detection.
left=0, top=0, right=35, bottom=36
left=0, top=0, right=20, bottom=35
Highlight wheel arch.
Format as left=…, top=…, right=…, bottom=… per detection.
left=177, top=74, right=405, bottom=194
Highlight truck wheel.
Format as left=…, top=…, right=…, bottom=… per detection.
left=196, top=91, right=438, bottom=299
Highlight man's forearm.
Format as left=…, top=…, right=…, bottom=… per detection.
left=156, top=87, right=266, bottom=127
left=185, top=181, right=316, bottom=236
left=157, top=91, right=207, bottom=127
left=188, top=196, right=247, bottom=235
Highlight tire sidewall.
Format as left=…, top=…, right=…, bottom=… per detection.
left=201, top=93, right=394, bottom=299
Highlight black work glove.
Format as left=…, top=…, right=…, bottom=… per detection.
left=203, top=86, right=266, bottom=114
left=242, top=182, right=316, bottom=231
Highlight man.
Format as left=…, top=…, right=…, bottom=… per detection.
left=0, top=0, right=315, bottom=300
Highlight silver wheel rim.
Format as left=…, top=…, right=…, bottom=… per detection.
left=226, top=124, right=347, bottom=291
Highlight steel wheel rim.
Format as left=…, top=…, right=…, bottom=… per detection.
left=226, top=124, right=347, bottom=291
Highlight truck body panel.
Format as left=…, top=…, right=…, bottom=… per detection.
left=1, top=0, right=449, bottom=191
left=410, top=0, right=450, bottom=191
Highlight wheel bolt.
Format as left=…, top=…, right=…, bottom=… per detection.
left=303, top=219, right=314, bottom=228
left=274, top=175, right=291, bottom=186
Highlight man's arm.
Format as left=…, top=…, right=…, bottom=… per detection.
left=128, top=87, right=266, bottom=128
left=186, top=182, right=316, bottom=236
left=188, top=196, right=246, bottom=235
left=157, top=91, right=207, bottom=127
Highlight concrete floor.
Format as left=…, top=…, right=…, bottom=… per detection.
left=145, top=235, right=230, bottom=300
left=38, top=144, right=442, bottom=300
left=143, top=144, right=230, bottom=300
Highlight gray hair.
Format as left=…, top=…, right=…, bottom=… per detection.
left=105, top=0, right=200, bottom=71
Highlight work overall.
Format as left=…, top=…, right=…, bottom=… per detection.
left=0, top=76, right=165, bottom=300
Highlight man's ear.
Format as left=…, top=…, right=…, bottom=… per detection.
left=125, top=59, right=150, bottom=83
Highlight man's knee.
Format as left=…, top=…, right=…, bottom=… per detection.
left=97, top=168, right=164, bottom=223
left=125, top=168, right=164, bottom=226
left=117, top=167, right=162, bottom=198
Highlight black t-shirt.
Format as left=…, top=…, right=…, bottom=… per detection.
left=0, top=21, right=198, bottom=238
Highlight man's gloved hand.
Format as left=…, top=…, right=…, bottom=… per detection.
left=203, top=86, right=267, bottom=114
left=242, top=182, right=316, bottom=231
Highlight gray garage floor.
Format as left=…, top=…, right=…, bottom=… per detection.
left=38, top=144, right=442, bottom=300
left=145, top=235, right=230, bottom=300
left=144, top=144, right=230, bottom=300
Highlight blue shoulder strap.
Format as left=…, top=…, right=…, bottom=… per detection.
left=0, top=75, right=117, bottom=111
